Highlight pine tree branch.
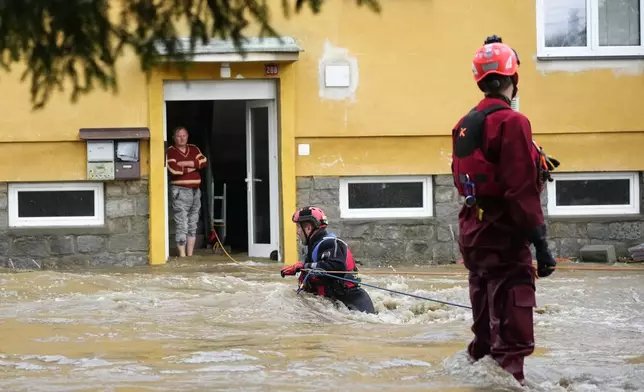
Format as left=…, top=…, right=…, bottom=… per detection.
left=0, top=0, right=380, bottom=110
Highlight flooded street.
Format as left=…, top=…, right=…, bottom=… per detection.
left=1, top=259, right=643, bottom=392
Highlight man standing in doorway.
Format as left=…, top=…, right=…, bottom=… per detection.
left=167, top=126, right=208, bottom=257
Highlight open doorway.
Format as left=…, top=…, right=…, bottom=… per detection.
left=164, top=98, right=280, bottom=260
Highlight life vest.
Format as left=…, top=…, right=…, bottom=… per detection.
left=452, top=104, right=545, bottom=203
left=298, top=233, right=360, bottom=297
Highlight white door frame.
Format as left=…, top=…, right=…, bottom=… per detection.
left=163, top=103, right=170, bottom=261
left=245, top=100, right=280, bottom=259
left=162, top=79, right=280, bottom=260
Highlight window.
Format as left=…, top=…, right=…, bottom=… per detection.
left=546, top=172, right=640, bottom=216
left=537, top=0, right=644, bottom=58
left=339, top=176, right=433, bottom=219
left=8, top=182, right=105, bottom=227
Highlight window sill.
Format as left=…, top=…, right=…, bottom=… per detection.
left=7, top=226, right=110, bottom=236
left=339, top=217, right=435, bottom=225
left=546, top=214, right=644, bottom=223
left=537, top=54, right=644, bottom=61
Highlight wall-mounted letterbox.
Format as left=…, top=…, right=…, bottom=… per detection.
left=115, top=140, right=141, bottom=180
left=87, top=140, right=115, bottom=180
left=79, top=127, right=150, bottom=181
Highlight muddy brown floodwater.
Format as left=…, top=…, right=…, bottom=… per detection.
left=1, top=258, right=643, bottom=392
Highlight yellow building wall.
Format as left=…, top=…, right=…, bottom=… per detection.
left=0, top=54, right=150, bottom=181
left=257, top=0, right=644, bottom=175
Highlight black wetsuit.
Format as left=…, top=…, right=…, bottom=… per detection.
left=299, top=229, right=376, bottom=314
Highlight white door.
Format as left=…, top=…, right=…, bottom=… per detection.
left=245, top=100, right=279, bottom=259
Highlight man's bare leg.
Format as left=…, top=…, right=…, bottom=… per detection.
left=186, top=236, right=196, bottom=257
left=177, top=242, right=186, bottom=257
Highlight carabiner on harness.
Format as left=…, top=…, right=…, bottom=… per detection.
left=463, top=174, right=477, bottom=208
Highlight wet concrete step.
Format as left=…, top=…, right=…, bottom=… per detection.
left=580, top=244, right=617, bottom=263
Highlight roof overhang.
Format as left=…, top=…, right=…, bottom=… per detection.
left=154, top=36, right=302, bottom=63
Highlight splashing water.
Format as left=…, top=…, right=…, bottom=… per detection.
left=0, top=262, right=643, bottom=391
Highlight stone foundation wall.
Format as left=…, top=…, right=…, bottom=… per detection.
left=0, top=180, right=149, bottom=269
left=296, top=176, right=461, bottom=266
left=296, top=175, right=644, bottom=266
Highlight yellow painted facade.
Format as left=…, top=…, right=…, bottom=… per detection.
left=0, top=0, right=642, bottom=266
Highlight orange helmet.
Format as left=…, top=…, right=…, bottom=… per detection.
left=472, top=42, right=519, bottom=83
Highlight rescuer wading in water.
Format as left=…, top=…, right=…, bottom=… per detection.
left=280, top=206, right=376, bottom=314
left=451, top=35, right=560, bottom=385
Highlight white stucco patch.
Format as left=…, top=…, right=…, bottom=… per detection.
left=318, top=155, right=345, bottom=168
left=318, top=40, right=359, bottom=102
left=534, top=57, right=644, bottom=76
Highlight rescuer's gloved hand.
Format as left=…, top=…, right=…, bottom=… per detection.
left=545, top=155, right=560, bottom=171
left=527, top=225, right=557, bottom=278
left=535, top=246, right=557, bottom=278
left=280, top=262, right=303, bottom=278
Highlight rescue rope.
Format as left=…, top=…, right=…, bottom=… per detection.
left=209, top=229, right=275, bottom=274
left=299, top=268, right=472, bottom=310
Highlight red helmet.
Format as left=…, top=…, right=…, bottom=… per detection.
left=472, top=42, right=519, bottom=83
left=292, top=206, right=328, bottom=229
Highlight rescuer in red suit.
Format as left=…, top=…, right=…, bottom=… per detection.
left=450, top=35, right=560, bottom=385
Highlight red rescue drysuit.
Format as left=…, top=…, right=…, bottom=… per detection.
left=451, top=96, right=547, bottom=383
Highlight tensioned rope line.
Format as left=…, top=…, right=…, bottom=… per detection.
left=298, top=267, right=473, bottom=309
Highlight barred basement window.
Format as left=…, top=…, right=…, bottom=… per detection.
left=546, top=172, right=640, bottom=216
left=339, top=176, right=433, bottom=219
left=8, top=182, right=105, bottom=227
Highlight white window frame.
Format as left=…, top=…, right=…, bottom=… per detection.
left=339, top=176, right=433, bottom=219
left=8, top=182, right=105, bottom=228
left=546, top=172, right=640, bottom=216
left=536, top=0, right=644, bottom=58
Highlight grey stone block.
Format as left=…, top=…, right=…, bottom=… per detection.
left=106, top=183, right=124, bottom=197
left=77, top=236, right=106, bottom=253
left=607, top=222, right=642, bottom=241
left=549, top=222, right=577, bottom=238
left=108, top=234, right=149, bottom=252
left=342, top=223, right=372, bottom=239
left=130, top=216, right=149, bottom=234
left=434, top=175, right=454, bottom=186
left=309, top=189, right=339, bottom=206
left=0, top=193, right=7, bottom=210
left=106, top=199, right=135, bottom=218
left=12, top=237, right=49, bottom=257
left=0, top=237, right=10, bottom=256
left=135, top=196, right=149, bottom=216
left=402, top=225, right=434, bottom=240
left=434, top=186, right=456, bottom=203
left=432, top=242, right=455, bottom=265
left=48, top=236, right=75, bottom=255
left=296, top=177, right=312, bottom=190
left=107, top=217, right=131, bottom=234
left=435, top=203, right=461, bottom=221
left=313, top=177, right=339, bottom=190
left=436, top=225, right=456, bottom=242
left=126, top=181, right=145, bottom=195
left=586, top=223, right=610, bottom=240
left=296, top=189, right=311, bottom=206
left=580, top=244, right=617, bottom=263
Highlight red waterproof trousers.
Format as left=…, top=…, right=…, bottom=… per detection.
left=464, top=250, right=536, bottom=383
